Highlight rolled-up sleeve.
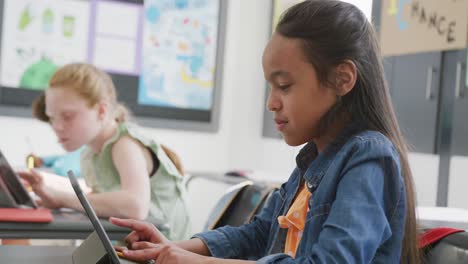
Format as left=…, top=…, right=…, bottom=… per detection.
left=193, top=189, right=285, bottom=260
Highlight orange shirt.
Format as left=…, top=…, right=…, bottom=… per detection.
left=277, top=183, right=311, bottom=258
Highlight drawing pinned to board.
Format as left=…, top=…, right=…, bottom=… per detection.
left=19, top=57, right=58, bottom=90
left=62, top=15, right=75, bottom=38
left=87, top=0, right=143, bottom=75
left=18, top=4, right=33, bottom=31
left=42, top=8, right=54, bottom=34
left=0, top=0, right=90, bottom=90
left=138, top=0, right=220, bottom=111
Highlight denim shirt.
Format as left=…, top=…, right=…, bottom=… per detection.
left=194, top=126, right=406, bottom=263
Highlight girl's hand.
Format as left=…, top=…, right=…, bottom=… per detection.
left=110, top=217, right=213, bottom=264
left=17, top=169, right=62, bottom=208
left=110, top=217, right=170, bottom=246
left=124, top=242, right=210, bottom=264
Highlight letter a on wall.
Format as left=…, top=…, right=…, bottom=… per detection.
left=380, top=0, right=468, bottom=56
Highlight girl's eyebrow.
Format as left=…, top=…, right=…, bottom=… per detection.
left=268, top=70, right=290, bottom=80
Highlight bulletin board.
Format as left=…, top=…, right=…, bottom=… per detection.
left=0, top=0, right=227, bottom=132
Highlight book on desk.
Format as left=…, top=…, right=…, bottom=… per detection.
left=0, top=207, right=53, bottom=223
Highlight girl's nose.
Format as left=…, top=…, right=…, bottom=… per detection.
left=267, top=92, right=280, bottom=112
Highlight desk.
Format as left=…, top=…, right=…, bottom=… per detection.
left=0, top=209, right=170, bottom=240
left=0, top=245, right=74, bottom=264
left=417, top=206, right=468, bottom=230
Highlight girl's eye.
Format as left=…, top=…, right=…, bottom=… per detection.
left=278, top=84, right=291, bottom=91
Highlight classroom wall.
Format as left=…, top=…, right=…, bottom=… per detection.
left=0, top=0, right=462, bottom=209
left=0, top=0, right=298, bottom=178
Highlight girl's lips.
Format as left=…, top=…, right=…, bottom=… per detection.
left=274, top=119, right=288, bottom=131
left=276, top=123, right=287, bottom=131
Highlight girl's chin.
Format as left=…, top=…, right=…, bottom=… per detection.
left=283, top=135, right=309, bottom=147
left=61, top=143, right=79, bottom=152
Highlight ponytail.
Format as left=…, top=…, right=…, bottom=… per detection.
left=115, top=103, right=131, bottom=123
left=32, top=93, right=49, bottom=122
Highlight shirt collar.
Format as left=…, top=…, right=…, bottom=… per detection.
left=296, top=121, right=365, bottom=192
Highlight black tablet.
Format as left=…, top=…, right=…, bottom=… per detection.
left=68, top=170, right=123, bottom=264
left=0, top=150, right=37, bottom=208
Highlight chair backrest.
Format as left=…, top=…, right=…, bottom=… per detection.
left=203, top=181, right=278, bottom=231
left=421, top=229, right=468, bottom=263
left=185, top=175, right=235, bottom=233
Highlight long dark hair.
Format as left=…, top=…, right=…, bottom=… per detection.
left=276, top=1, right=419, bottom=263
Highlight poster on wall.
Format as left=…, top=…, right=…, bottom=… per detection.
left=0, top=0, right=90, bottom=90
left=88, top=0, right=143, bottom=75
left=380, top=0, right=468, bottom=56
left=138, top=0, right=220, bottom=111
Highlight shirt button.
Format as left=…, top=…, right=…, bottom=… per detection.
left=307, top=182, right=316, bottom=191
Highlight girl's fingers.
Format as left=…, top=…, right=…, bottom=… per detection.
left=131, top=241, right=158, bottom=250
left=110, top=217, right=148, bottom=231
left=18, top=170, right=41, bottom=185
left=17, top=171, right=34, bottom=181
left=122, top=247, right=164, bottom=262
left=114, top=245, right=127, bottom=252
left=110, top=217, right=169, bottom=248
left=124, top=231, right=141, bottom=248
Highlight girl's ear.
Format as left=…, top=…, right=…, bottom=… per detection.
left=334, top=60, right=357, bottom=96
left=97, top=101, right=108, bottom=120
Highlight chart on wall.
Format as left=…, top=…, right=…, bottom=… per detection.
left=0, top=0, right=90, bottom=90
left=88, top=0, right=143, bottom=75
left=138, top=0, right=220, bottom=111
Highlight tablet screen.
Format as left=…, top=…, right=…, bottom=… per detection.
left=0, top=150, right=37, bottom=208
left=0, top=174, right=17, bottom=207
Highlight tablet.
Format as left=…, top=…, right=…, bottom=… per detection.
left=68, top=170, right=122, bottom=264
left=0, top=150, right=37, bottom=208
left=0, top=175, right=17, bottom=207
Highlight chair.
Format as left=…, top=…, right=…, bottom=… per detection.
left=185, top=175, right=239, bottom=233
left=203, top=181, right=278, bottom=231
left=420, top=227, right=468, bottom=263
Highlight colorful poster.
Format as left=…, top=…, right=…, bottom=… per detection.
left=88, top=0, right=142, bottom=75
left=380, top=0, right=468, bottom=56
left=0, top=0, right=90, bottom=90
left=138, top=0, right=220, bottom=110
